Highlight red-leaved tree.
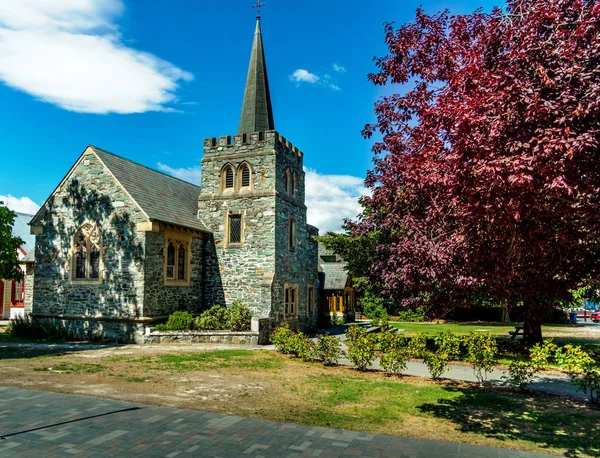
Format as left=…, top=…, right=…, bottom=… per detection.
left=353, top=0, right=600, bottom=344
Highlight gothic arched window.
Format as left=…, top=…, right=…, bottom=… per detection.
left=71, top=223, right=102, bottom=283
left=239, top=163, right=252, bottom=190
left=285, top=168, right=293, bottom=194
left=242, top=164, right=250, bottom=188
left=164, top=231, right=191, bottom=285
left=293, top=172, right=299, bottom=198
left=222, top=164, right=235, bottom=192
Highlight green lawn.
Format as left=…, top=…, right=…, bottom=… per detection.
left=389, top=321, right=574, bottom=336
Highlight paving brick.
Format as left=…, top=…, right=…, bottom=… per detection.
left=0, top=387, right=557, bottom=458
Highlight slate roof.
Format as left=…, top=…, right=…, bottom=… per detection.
left=91, top=147, right=209, bottom=233
left=238, top=18, right=275, bottom=134
left=12, top=212, right=35, bottom=254
left=320, top=262, right=349, bottom=290
left=22, top=250, right=35, bottom=263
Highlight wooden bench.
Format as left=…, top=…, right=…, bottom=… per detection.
left=509, top=325, right=524, bottom=340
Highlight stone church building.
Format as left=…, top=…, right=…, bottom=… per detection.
left=28, top=16, right=320, bottom=342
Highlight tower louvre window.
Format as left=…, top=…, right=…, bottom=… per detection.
left=241, top=165, right=250, bottom=187
left=225, top=167, right=234, bottom=189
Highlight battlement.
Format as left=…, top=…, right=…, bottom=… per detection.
left=203, top=130, right=304, bottom=160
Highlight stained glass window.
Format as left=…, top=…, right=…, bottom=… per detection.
left=71, top=224, right=101, bottom=282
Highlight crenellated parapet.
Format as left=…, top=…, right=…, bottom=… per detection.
left=203, top=130, right=304, bottom=164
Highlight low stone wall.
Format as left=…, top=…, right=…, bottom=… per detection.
left=142, top=317, right=273, bottom=345
left=143, top=330, right=260, bottom=345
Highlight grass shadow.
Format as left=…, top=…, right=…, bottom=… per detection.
left=417, top=384, right=600, bottom=457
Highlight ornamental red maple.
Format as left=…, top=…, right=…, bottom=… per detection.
left=354, top=0, right=600, bottom=344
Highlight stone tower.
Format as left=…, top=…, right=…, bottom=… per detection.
left=198, top=15, right=319, bottom=330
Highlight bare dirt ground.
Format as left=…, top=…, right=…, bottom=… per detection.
left=1, top=330, right=599, bottom=457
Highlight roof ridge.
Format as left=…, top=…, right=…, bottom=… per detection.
left=89, top=145, right=201, bottom=190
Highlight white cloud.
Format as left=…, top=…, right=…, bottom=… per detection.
left=333, top=63, right=346, bottom=73
left=304, top=168, right=368, bottom=234
left=157, top=162, right=202, bottom=185
left=290, top=69, right=320, bottom=84
left=290, top=67, right=343, bottom=91
left=0, top=0, right=193, bottom=114
left=0, top=195, right=41, bottom=215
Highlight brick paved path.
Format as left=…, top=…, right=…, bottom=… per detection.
left=0, top=387, right=554, bottom=458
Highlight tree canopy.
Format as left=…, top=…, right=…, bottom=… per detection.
left=352, top=0, right=600, bottom=343
left=0, top=203, right=24, bottom=282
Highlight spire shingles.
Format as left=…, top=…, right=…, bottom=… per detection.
left=238, top=18, right=275, bottom=134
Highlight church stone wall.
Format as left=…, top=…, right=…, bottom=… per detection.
left=272, top=138, right=319, bottom=330
left=199, top=132, right=278, bottom=317
left=142, top=231, right=205, bottom=317
left=199, top=131, right=318, bottom=330
left=31, top=152, right=147, bottom=341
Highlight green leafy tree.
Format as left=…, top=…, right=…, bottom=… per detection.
left=0, top=202, right=24, bottom=281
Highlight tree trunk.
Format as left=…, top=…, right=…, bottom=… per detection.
left=501, top=304, right=510, bottom=323
left=523, top=302, right=544, bottom=346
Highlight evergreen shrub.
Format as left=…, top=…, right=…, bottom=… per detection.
left=315, top=334, right=343, bottom=365
left=195, top=305, right=229, bottom=330
left=228, top=300, right=252, bottom=331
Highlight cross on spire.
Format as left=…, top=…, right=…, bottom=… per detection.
left=253, top=1, right=266, bottom=18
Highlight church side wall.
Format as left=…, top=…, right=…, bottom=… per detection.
left=143, top=231, right=205, bottom=317
left=31, top=152, right=147, bottom=341
left=272, top=139, right=319, bottom=331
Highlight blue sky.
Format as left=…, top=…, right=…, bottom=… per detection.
left=0, top=0, right=495, bottom=233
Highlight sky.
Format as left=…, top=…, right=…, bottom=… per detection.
left=0, top=0, right=496, bottom=233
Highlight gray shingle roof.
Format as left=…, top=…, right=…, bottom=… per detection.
left=238, top=18, right=275, bottom=134
left=91, top=147, right=209, bottom=233
left=320, top=262, right=349, bottom=290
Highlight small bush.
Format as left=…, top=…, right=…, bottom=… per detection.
left=7, top=316, right=44, bottom=338
left=379, top=333, right=410, bottom=375
left=464, top=332, right=497, bottom=383
left=424, top=351, right=450, bottom=380
left=228, top=300, right=252, bottom=331
left=157, top=311, right=195, bottom=331
left=505, top=360, right=537, bottom=390
left=434, top=331, right=461, bottom=360
left=396, top=308, right=426, bottom=322
left=529, top=339, right=558, bottom=371
left=196, top=305, right=229, bottom=330
left=292, top=333, right=317, bottom=362
left=346, top=333, right=376, bottom=371
left=503, top=339, right=557, bottom=391
left=315, top=334, right=342, bottom=365
left=408, top=332, right=428, bottom=359
left=555, top=344, right=600, bottom=404
left=271, top=326, right=296, bottom=354
left=345, top=324, right=368, bottom=343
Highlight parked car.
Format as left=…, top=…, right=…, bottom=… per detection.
left=592, top=311, right=600, bottom=323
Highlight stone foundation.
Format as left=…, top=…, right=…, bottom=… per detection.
left=143, top=330, right=260, bottom=345
left=31, top=315, right=147, bottom=343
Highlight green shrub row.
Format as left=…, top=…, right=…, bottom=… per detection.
left=154, top=301, right=252, bottom=332
left=271, top=325, right=498, bottom=382
left=271, top=327, right=343, bottom=365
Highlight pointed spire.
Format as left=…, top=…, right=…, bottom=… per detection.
left=238, top=16, right=275, bottom=134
